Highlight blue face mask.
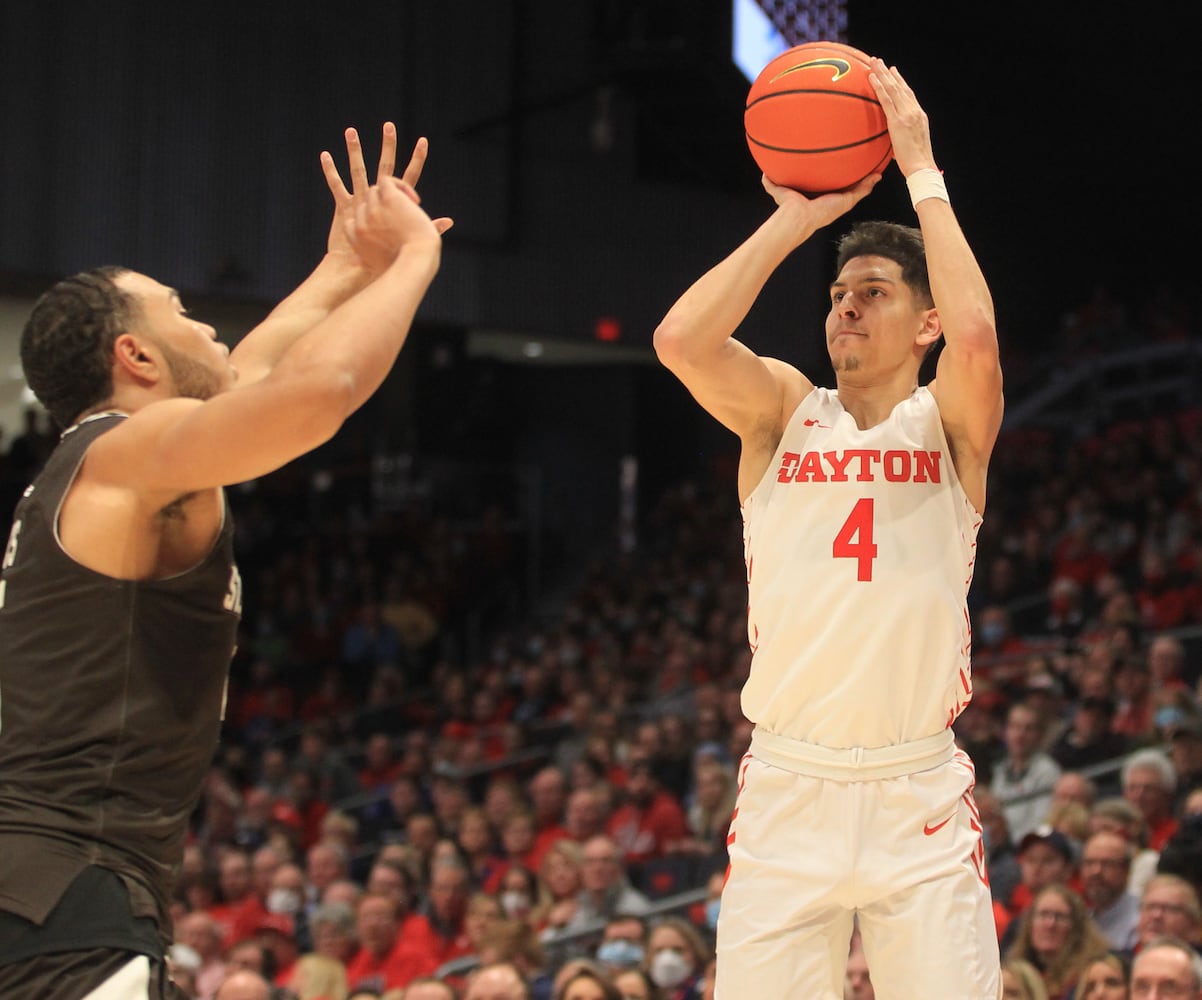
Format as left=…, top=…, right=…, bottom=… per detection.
left=979, top=622, right=1006, bottom=647
left=597, top=939, right=645, bottom=969
left=1157, top=706, right=1186, bottom=731
left=705, top=899, right=721, bottom=931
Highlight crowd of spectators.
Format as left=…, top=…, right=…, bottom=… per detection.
left=3, top=287, right=1202, bottom=999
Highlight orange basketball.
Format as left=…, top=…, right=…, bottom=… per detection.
left=745, top=41, right=893, bottom=195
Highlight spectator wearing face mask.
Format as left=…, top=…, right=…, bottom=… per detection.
left=257, top=861, right=311, bottom=954
left=643, top=918, right=709, bottom=1000
left=496, top=864, right=550, bottom=928
left=972, top=605, right=1032, bottom=685
left=595, top=914, right=649, bottom=978
left=699, top=871, right=723, bottom=941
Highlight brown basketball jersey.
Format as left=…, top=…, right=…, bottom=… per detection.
left=0, top=413, right=240, bottom=943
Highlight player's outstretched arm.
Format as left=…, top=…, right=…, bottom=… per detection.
left=869, top=58, right=1002, bottom=508
left=231, top=124, right=453, bottom=386
left=653, top=174, right=877, bottom=442
left=101, top=177, right=444, bottom=500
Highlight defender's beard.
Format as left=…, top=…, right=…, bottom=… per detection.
left=160, top=342, right=223, bottom=400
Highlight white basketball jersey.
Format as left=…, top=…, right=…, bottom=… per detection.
left=740, top=386, right=981, bottom=748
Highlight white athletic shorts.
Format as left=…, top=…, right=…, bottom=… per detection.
left=715, top=727, right=1001, bottom=1000
left=83, top=957, right=152, bottom=1000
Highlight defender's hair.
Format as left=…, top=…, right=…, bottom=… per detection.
left=20, top=266, right=137, bottom=429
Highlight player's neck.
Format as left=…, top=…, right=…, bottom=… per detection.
left=835, top=378, right=919, bottom=430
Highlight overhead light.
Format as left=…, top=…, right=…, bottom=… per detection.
left=522, top=342, right=544, bottom=358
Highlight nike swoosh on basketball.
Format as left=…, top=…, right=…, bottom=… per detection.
left=923, top=815, right=954, bottom=836
left=772, top=57, right=851, bottom=84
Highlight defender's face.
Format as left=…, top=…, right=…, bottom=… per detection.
left=825, top=255, right=931, bottom=375
left=115, top=271, right=233, bottom=398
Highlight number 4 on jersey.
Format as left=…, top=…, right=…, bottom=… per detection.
left=832, top=498, right=877, bottom=581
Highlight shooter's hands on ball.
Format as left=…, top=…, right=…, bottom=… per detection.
left=761, top=170, right=879, bottom=234
left=321, top=124, right=453, bottom=276
left=867, top=58, right=939, bottom=177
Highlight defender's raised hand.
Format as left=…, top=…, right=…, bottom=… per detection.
left=397, top=136, right=453, bottom=236
left=345, top=176, right=443, bottom=275
left=320, top=123, right=395, bottom=267
left=320, top=124, right=451, bottom=276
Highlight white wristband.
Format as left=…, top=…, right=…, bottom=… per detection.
left=906, top=168, right=949, bottom=209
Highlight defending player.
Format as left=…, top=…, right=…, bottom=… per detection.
left=653, top=59, right=1003, bottom=998
left=0, top=125, right=450, bottom=999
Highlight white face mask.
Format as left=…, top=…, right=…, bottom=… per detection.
left=650, top=948, right=693, bottom=990
left=500, top=890, right=530, bottom=917
left=267, top=887, right=301, bottom=915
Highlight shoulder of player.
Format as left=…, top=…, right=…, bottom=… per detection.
left=77, top=398, right=206, bottom=497
left=85, top=398, right=203, bottom=457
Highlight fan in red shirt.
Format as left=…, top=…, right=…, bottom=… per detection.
left=225, top=845, right=289, bottom=950
left=287, top=767, right=331, bottom=851
left=206, top=848, right=256, bottom=949
left=344, top=892, right=436, bottom=993
left=1135, top=550, right=1190, bottom=631
left=252, top=912, right=299, bottom=988
left=606, top=756, right=688, bottom=867
left=391, top=860, right=475, bottom=978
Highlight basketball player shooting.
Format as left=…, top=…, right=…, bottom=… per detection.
left=0, top=125, right=450, bottom=1000
left=653, top=58, right=1004, bottom=998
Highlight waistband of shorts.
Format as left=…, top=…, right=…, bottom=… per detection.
left=750, top=726, right=956, bottom=781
